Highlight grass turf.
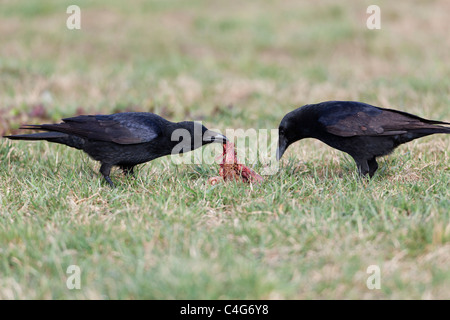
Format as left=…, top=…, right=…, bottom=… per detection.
left=0, top=0, right=449, bottom=299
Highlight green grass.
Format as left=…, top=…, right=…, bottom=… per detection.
left=0, top=0, right=449, bottom=299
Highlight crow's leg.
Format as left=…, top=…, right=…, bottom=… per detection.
left=120, top=165, right=135, bottom=177
left=352, top=157, right=370, bottom=177
left=100, top=163, right=115, bottom=188
left=368, top=157, right=379, bottom=178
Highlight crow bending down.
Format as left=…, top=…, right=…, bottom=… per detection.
left=277, top=101, right=450, bottom=177
left=4, top=112, right=227, bottom=187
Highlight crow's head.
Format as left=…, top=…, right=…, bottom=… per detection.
left=171, top=121, right=227, bottom=154
left=277, top=107, right=310, bottom=160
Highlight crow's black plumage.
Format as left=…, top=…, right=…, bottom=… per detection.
left=4, top=112, right=227, bottom=187
left=277, top=101, right=450, bottom=177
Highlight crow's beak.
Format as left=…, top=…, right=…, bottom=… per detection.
left=203, top=130, right=228, bottom=144
left=276, top=135, right=288, bottom=161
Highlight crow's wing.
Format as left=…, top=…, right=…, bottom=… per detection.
left=21, top=113, right=162, bottom=144
left=319, top=107, right=450, bottom=137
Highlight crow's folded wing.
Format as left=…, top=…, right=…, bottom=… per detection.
left=319, top=108, right=449, bottom=137
left=21, top=114, right=162, bottom=144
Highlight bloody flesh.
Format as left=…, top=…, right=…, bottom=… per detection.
left=208, top=142, right=263, bottom=185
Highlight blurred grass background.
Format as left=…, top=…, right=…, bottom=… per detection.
left=0, top=0, right=449, bottom=299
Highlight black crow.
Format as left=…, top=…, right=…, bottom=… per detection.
left=4, top=112, right=227, bottom=187
left=277, top=101, right=450, bottom=177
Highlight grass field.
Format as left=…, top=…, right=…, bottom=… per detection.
left=0, top=0, right=449, bottom=299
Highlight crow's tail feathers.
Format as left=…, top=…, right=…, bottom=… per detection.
left=421, top=119, right=450, bottom=126
left=438, top=125, right=450, bottom=133
left=431, top=123, right=450, bottom=134
left=4, top=131, right=68, bottom=141
left=413, top=125, right=450, bottom=135
left=4, top=124, right=67, bottom=140
left=4, top=130, right=85, bottom=150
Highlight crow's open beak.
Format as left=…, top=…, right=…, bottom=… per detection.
left=203, top=130, right=228, bottom=144
left=276, top=135, right=288, bottom=161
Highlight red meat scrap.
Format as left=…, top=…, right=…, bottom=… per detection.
left=208, top=142, right=263, bottom=185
